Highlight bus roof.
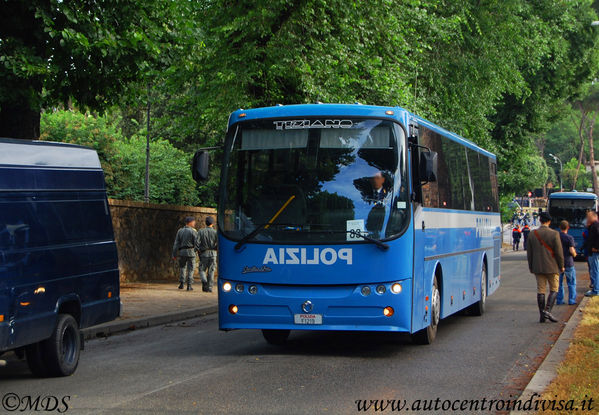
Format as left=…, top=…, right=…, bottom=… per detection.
left=549, top=191, right=598, bottom=200
left=0, top=138, right=101, bottom=169
left=228, top=104, right=496, bottom=160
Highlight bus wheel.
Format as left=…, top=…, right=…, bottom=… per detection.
left=413, top=276, right=440, bottom=345
left=468, top=263, right=487, bottom=316
left=25, top=342, right=49, bottom=377
left=262, top=329, right=290, bottom=346
left=42, top=314, right=81, bottom=377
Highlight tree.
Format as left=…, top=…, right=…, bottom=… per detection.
left=0, top=0, right=165, bottom=139
left=180, top=0, right=598, bottom=199
left=571, top=85, right=599, bottom=194
left=562, top=157, right=593, bottom=191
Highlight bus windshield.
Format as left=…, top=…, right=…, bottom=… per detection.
left=549, top=198, right=596, bottom=228
left=221, top=118, right=409, bottom=244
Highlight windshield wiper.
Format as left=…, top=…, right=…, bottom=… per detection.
left=346, top=230, right=390, bottom=251
left=234, top=195, right=296, bottom=251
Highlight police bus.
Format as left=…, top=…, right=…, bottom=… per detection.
left=193, top=104, right=501, bottom=344
left=548, top=191, right=598, bottom=257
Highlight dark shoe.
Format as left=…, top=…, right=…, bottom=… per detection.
left=585, top=290, right=598, bottom=297
left=187, top=284, right=193, bottom=291
left=207, top=287, right=213, bottom=293
left=178, top=283, right=184, bottom=290
left=537, top=294, right=546, bottom=323
left=544, top=292, right=558, bottom=323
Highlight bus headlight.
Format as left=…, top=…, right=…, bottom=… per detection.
left=383, top=306, right=394, bottom=317
left=391, top=283, right=402, bottom=294
left=229, top=304, right=238, bottom=314
left=223, top=282, right=232, bottom=292
left=248, top=285, right=258, bottom=295
left=376, top=285, right=386, bottom=294
left=235, top=283, right=244, bottom=293
left=361, top=286, right=371, bottom=296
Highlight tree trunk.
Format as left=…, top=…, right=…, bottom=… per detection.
left=589, top=112, right=599, bottom=195
left=572, top=104, right=588, bottom=190
left=0, top=105, right=41, bottom=140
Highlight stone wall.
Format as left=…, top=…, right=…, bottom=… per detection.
left=108, top=199, right=217, bottom=282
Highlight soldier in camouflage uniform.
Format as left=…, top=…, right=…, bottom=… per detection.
left=196, top=216, right=218, bottom=292
left=172, top=216, right=198, bottom=291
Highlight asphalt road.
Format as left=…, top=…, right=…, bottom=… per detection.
left=0, top=251, right=589, bottom=414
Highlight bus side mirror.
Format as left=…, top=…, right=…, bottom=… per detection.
left=192, top=151, right=210, bottom=182
left=420, top=151, right=438, bottom=183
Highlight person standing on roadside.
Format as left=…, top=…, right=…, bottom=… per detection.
left=522, top=224, right=531, bottom=250
left=584, top=210, right=599, bottom=297
left=556, top=220, right=577, bottom=305
left=172, top=216, right=198, bottom=291
left=583, top=226, right=592, bottom=289
left=526, top=212, right=564, bottom=323
left=196, top=216, right=218, bottom=292
left=512, top=225, right=522, bottom=251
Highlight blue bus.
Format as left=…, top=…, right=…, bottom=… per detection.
left=548, top=191, right=598, bottom=256
left=0, top=139, right=120, bottom=376
left=194, top=104, right=501, bottom=344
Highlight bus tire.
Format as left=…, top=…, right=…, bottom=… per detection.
left=412, top=276, right=440, bottom=345
left=25, top=342, right=49, bottom=377
left=41, top=314, right=81, bottom=377
left=262, top=329, right=290, bottom=345
left=468, top=263, right=487, bottom=316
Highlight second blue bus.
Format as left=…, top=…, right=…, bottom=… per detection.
left=548, top=191, right=598, bottom=257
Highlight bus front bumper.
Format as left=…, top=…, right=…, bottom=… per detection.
left=218, top=279, right=412, bottom=333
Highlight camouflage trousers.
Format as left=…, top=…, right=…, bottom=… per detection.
left=199, top=255, right=216, bottom=290
left=178, top=256, right=196, bottom=285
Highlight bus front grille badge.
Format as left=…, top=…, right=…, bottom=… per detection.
left=302, top=301, right=313, bottom=313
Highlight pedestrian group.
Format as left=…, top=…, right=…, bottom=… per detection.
left=526, top=210, right=599, bottom=324
left=172, top=216, right=218, bottom=292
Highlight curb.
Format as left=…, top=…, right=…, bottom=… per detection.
left=82, top=304, right=218, bottom=340
left=510, top=297, right=589, bottom=415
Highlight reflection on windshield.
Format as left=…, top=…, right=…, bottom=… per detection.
left=549, top=199, right=597, bottom=228
left=222, top=119, right=408, bottom=243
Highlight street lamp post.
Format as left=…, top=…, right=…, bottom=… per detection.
left=549, top=153, right=563, bottom=191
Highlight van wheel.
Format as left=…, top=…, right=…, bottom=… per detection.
left=468, top=264, right=487, bottom=316
left=413, top=276, right=440, bottom=345
left=262, top=329, right=290, bottom=345
left=42, top=314, right=81, bottom=377
left=25, top=342, right=49, bottom=377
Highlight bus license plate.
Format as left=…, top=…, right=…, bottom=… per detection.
left=294, top=314, right=322, bottom=325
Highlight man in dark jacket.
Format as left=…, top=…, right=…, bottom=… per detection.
left=584, top=211, right=599, bottom=297
left=512, top=225, right=522, bottom=251
left=526, top=212, right=564, bottom=323
left=522, top=224, right=531, bottom=250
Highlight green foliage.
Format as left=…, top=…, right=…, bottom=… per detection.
left=154, top=0, right=599, bottom=198
left=6, top=0, right=599, bottom=204
left=563, top=157, right=593, bottom=191
left=110, top=137, right=200, bottom=206
left=500, top=193, right=518, bottom=223
left=40, top=110, right=200, bottom=206
left=499, top=152, right=551, bottom=194
left=0, top=0, right=168, bottom=138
